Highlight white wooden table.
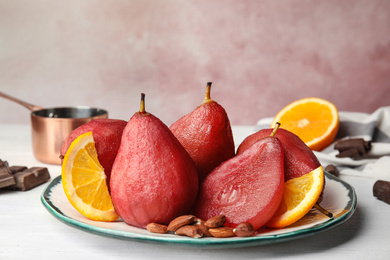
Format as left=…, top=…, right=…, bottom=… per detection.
left=1, top=124, right=389, bottom=259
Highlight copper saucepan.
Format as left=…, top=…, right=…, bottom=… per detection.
left=0, top=91, right=108, bottom=165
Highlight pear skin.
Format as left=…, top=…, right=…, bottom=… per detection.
left=60, top=118, right=127, bottom=187
left=237, top=127, right=321, bottom=181
left=170, top=82, right=235, bottom=183
left=194, top=134, right=284, bottom=231
left=110, top=94, right=199, bottom=228
left=238, top=126, right=332, bottom=217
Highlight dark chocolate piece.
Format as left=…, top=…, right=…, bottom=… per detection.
left=0, top=159, right=7, bottom=167
left=334, top=138, right=369, bottom=154
left=325, top=164, right=339, bottom=177
left=9, top=165, right=28, bottom=174
left=0, top=160, right=16, bottom=188
left=336, top=149, right=360, bottom=158
left=363, top=140, right=372, bottom=151
left=8, top=167, right=50, bottom=191
left=373, top=180, right=390, bottom=204
left=334, top=138, right=372, bottom=159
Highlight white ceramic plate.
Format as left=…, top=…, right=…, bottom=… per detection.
left=41, top=172, right=356, bottom=248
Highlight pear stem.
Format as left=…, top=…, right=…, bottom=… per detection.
left=270, top=122, right=281, bottom=137
left=314, top=203, right=333, bottom=218
left=203, top=82, right=212, bottom=103
left=140, top=93, right=146, bottom=113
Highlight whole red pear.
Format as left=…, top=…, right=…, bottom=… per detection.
left=110, top=94, right=199, bottom=228
left=170, top=82, right=235, bottom=183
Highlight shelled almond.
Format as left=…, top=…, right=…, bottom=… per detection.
left=208, top=226, right=235, bottom=238
left=233, top=222, right=255, bottom=237
left=167, top=215, right=196, bottom=232
left=146, top=223, right=168, bottom=234
left=146, top=214, right=255, bottom=239
left=175, top=225, right=203, bottom=238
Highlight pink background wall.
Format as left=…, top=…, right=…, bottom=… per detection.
left=1, top=0, right=390, bottom=126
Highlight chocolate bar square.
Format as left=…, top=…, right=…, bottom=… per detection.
left=9, top=167, right=51, bottom=191
left=0, top=160, right=16, bottom=189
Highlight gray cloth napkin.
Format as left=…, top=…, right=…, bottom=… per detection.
left=255, top=106, right=390, bottom=181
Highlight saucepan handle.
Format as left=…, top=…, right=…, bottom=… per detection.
left=0, top=91, right=43, bottom=112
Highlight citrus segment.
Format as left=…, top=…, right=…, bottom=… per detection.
left=266, top=166, right=324, bottom=229
left=62, top=131, right=118, bottom=222
left=271, top=97, right=339, bottom=151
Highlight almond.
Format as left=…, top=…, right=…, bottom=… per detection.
left=194, top=218, right=212, bottom=237
left=233, top=222, right=254, bottom=237
left=175, top=225, right=203, bottom=238
left=204, top=214, right=226, bottom=228
left=167, top=215, right=196, bottom=232
left=146, top=223, right=168, bottom=234
left=208, top=226, right=235, bottom=238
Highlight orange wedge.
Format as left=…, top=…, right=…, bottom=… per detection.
left=61, top=132, right=118, bottom=222
left=266, top=166, right=324, bottom=229
left=271, top=97, right=339, bottom=151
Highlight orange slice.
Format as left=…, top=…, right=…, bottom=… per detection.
left=271, top=97, right=339, bottom=151
left=266, top=166, right=324, bottom=229
left=61, top=132, right=118, bottom=222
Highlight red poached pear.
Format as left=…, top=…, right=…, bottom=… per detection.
left=237, top=127, right=321, bottom=181
left=110, top=94, right=199, bottom=228
left=60, top=118, right=127, bottom=187
left=169, top=82, right=235, bottom=183
left=238, top=125, right=331, bottom=217
left=194, top=125, right=284, bottom=230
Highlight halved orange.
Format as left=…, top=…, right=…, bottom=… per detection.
left=271, top=97, right=339, bottom=151
left=61, top=131, right=118, bottom=222
left=266, top=166, right=324, bottom=229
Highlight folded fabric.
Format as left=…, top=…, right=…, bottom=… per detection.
left=255, top=106, right=390, bottom=181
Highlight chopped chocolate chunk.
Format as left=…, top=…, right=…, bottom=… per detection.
left=373, top=180, right=390, bottom=205
left=0, top=159, right=7, bottom=167
left=9, top=165, right=28, bottom=174
left=7, top=167, right=50, bottom=191
left=363, top=140, right=372, bottom=151
left=0, top=160, right=16, bottom=189
left=336, top=149, right=361, bottom=158
left=1, top=159, right=51, bottom=191
left=334, top=138, right=371, bottom=159
left=325, top=164, right=339, bottom=177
